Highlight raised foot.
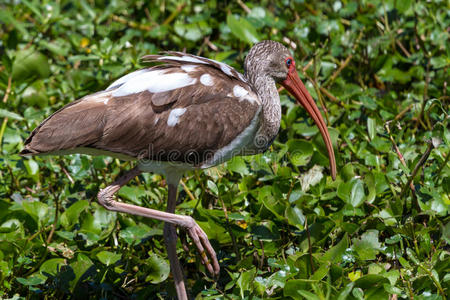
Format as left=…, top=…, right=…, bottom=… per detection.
left=186, top=222, right=220, bottom=276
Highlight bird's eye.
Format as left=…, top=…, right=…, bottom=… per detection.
left=286, top=58, right=292, bottom=68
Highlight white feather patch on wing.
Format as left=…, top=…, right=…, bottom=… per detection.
left=237, top=72, right=247, bottom=82
left=159, top=56, right=207, bottom=64
left=167, top=108, right=187, bottom=127
left=82, top=91, right=113, bottom=105
left=106, top=69, right=149, bottom=91
left=181, top=65, right=197, bottom=72
left=200, top=74, right=214, bottom=86
left=112, top=70, right=197, bottom=97
left=233, top=85, right=249, bottom=98
left=228, top=85, right=259, bottom=104
left=218, top=62, right=233, bottom=76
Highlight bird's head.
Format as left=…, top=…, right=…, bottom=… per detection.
left=246, top=40, right=337, bottom=180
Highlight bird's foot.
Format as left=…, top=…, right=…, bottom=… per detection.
left=97, top=186, right=118, bottom=208
left=185, top=221, right=220, bottom=276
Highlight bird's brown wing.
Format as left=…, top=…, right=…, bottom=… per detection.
left=21, top=63, right=261, bottom=166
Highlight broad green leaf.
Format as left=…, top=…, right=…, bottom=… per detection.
left=206, top=180, right=218, bottom=196
left=24, top=159, right=39, bottom=177
left=354, top=274, right=390, bottom=289
left=145, top=254, right=170, bottom=284
left=284, top=280, right=317, bottom=299
left=60, top=200, right=90, bottom=230
left=341, top=164, right=355, bottom=182
left=350, top=179, right=365, bottom=208
left=352, top=230, right=382, bottom=260
left=70, top=254, right=94, bottom=290
left=118, top=186, right=146, bottom=205
left=96, top=251, right=121, bottom=266
left=226, top=14, right=260, bottom=44
left=236, top=268, right=256, bottom=298
left=0, top=109, right=23, bottom=120
left=287, top=139, right=313, bottom=166
left=310, top=263, right=329, bottom=281
left=337, top=282, right=355, bottom=300
left=22, top=201, right=48, bottom=226
left=348, top=270, right=362, bottom=281
left=352, top=287, right=364, bottom=299
left=119, top=224, right=161, bottom=245
left=321, top=234, right=348, bottom=263
left=251, top=221, right=280, bottom=241
left=12, top=48, right=50, bottom=81
left=16, top=274, right=46, bottom=286
left=227, top=156, right=249, bottom=175
left=285, top=205, right=305, bottom=228
left=40, top=258, right=66, bottom=276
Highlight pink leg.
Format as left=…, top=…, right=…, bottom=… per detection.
left=165, top=182, right=188, bottom=299
left=96, top=167, right=220, bottom=299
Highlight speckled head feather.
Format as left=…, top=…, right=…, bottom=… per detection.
left=244, top=40, right=292, bottom=84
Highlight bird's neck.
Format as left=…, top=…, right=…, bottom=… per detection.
left=247, top=73, right=281, bottom=150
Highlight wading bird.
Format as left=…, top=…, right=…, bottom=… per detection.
left=21, top=40, right=336, bottom=299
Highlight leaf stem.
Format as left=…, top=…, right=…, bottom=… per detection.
left=399, top=141, right=434, bottom=199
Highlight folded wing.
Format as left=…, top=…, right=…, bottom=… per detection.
left=21, top=58, right=261, bottom=166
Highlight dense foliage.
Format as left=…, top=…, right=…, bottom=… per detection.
left=0, top=0, right=449, bottom=299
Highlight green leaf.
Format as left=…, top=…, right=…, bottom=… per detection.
left=285, top=280, right=319, bottom=300
left=207, top=180, right=218, bottom=196
left=311, top=263, right=329, bottom=281
left=69, top=254, right=94, bottom=290
left=337, top=282, right=355, bottom=300
left=119, top=224, right=161, bottom=245
left=118, top=186, right=146, bottom=205
left=364, top=172, right=376, bottom=204
left=354, top=274, right=390, bottom=289
left=21, top=0, right=44, bottom=22
left=348, top=270, right=362, bottom=281
left=0, top=9, right=28, bottom=36
left=0, top=109, right=23, bottom=120
left=430, top=56, right=448, bottom=69
left=321, top=234, right=348, bottom=263
left=227, top=156, right=249, bottom=175
left=39, top=39, right=70, bottom=57
left=16, top=274, right=46, bottom=286
left=285, top=205, right=305, bottom=228
left=60, top=200, right=90, bottom=230
left=40, top=258, right=66, bottom=276
left=12, top=48, right=50, bottom=81
left=236, top=268, right=256, bottom=298
left=226, top=14, right=260, bottom=44
left=350, top=179, right=365, bottom=208
left=288, top=139, right=314, bottom=166
left=352, top=230, right=382, bottom=260
left=338, top=178, right=366, bottom=206
left=145, top=254, right=170, bottom=284
left=24, top=159, right=39, bottom=177
left=96, top=251, right=121, bottom=266
left=22, top=201, right=48, bottom=226
left=367, top=117, right=376, bottom=140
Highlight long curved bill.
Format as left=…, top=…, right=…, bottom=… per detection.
left=282, top=69, right=337, bottom=180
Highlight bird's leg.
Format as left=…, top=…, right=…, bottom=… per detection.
left=165, top=182, right=188, bottom=300
left=97, top=167, right=220, bottom=275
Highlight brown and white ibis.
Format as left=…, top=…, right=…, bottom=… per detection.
left=20, top=40, right=336, bottom=299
